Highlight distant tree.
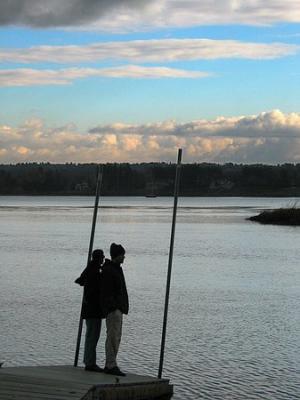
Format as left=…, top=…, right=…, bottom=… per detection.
left=1, top=162, right=300, bottom=196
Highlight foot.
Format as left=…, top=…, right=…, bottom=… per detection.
left=85, top=364, right=104, bottom=373
left=104, top=366, right=126, bottom=376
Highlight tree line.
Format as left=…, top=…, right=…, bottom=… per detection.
left=1, top=162, right=300, bottom=196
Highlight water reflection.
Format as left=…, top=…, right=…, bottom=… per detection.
left=1, top=196, right=300, bottom=399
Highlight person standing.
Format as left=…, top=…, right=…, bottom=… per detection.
left=75, top=249, right=105, bottom=372
left=101, top=243, right=128, bottom=377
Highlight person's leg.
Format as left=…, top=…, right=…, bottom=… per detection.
left=105, top=310, right=123, bottom=369
left=83, top=318, right=101, bottom=367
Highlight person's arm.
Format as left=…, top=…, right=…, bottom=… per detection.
left=74, top=267, right=88, bottom=286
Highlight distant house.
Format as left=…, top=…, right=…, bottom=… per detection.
left=209, top=179, right=234, bottom=191
left=75, top=182, right=89, bottom=192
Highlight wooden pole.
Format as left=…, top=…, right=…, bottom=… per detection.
left=158, top=149, right=182, bottom=378
left=73, top=165, right=103, bottom=367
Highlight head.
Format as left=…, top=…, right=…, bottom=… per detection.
left=92, top=249, right=104, bottom=264
left=110, top=243, right=125, bottom=264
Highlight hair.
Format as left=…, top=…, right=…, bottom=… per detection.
left=92, top=249, right=104, bottom=260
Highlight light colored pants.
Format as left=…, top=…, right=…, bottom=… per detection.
left=105, top=309, right=123, bottom=369
left=84, top=318, right=102, bottom=367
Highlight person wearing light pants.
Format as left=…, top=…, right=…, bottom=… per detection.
left=105, top=309, right=123, bottom=369
left=101, top=243, right=129, bottom=377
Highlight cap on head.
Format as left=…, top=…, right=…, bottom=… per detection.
left=110, top=243, right=125, bottom=259
left=92, top=249, right=104, bottom=260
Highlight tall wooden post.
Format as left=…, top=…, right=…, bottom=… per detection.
left=158, top=149, right=182, bottom=378
left=73, top=165, right=103, bottom=367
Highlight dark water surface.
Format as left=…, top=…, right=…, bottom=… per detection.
left=1, top=196, right=300, bottom=399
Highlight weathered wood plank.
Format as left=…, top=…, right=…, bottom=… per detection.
left=0, top=380, right=84, bottom=399
left=0, top=365, right=173, bottom=400
left=1, top=373, right=89, bottom=391
left=0, top=388, right=77, bottom=400
left=83, top=381, right=173, bottom=400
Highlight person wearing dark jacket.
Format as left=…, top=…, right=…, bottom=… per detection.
left=101, top=243, right=128, bottom=377
left=75, top=249, right=105, bottom=372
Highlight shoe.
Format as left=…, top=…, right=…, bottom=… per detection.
left=85, top=364, right=104, bottom=373
left=104, top=366, right=126, bottom=376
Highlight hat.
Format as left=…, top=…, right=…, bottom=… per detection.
left=110, top=243, right=125, bottom=259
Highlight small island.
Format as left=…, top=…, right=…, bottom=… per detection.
left=248, top=207, right=300, bottom=226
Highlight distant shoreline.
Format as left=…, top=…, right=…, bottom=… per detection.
left=1, top=193, right=300, bottom=197
left=2, top=162, right=300, bottom=197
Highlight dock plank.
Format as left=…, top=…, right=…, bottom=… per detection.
left=0, top=365, right=173, bottom=400
left=1, top=373, right=89, bottom=391
left=0, top=381, right=84, bottom=399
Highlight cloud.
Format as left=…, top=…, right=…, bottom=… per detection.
left=1, top=39, right=298, bottom=64
left=89, top=110, right=300, bottom=138
left=1, top=110, right=300, bottom=163
left=1, top=1, right=300, bottom=30
left=0, top=0, right=146, bottom=28
left=0, top=66, right=210, bottom=86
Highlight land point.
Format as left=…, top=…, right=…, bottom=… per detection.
left=248, top=207, right=300, bottom=225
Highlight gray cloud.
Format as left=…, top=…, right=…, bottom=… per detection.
left=0, top=0, right=146, bottom=27
left=1, top=1, right=300, bottom=29
left=1, top=110, right=300, bottom=163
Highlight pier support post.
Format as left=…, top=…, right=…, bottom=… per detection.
left=74, top=165, right=103, bottom=367
left=158, top=149, right=182, bottom=378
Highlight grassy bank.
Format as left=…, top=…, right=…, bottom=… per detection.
left=248, top=207, right=300, bottom=225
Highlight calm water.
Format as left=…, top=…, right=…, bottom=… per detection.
left=1, top=196, right=300, bottom=399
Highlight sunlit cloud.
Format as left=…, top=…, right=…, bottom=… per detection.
left=0, top=39, right=297, bottom=64
left=89, top=110, right=300, bottom=138
left=0, top=66, right=210, bottom=87
left=1, top=110, right=300, bottom=163
left=1, top=1, right=300, bottom=30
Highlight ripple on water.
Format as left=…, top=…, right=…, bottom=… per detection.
left=1, top=197, right=300, bottom=400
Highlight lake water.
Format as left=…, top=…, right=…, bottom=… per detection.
left=1, top=196, right=300, bottom=399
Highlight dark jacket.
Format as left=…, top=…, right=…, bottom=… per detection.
left=75, top=259, right=103, bottom=319
left=100, top=260, right=129, bottom=317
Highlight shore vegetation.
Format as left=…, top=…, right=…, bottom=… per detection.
left=2, top=162, right=300, bottom=196
left=248, top=206, right=300, bottom=225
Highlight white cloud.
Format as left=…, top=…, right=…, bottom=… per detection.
left=84, top=1, right=300, bottom=31
left=0, top=66, right=210, bottom=86
left=1, top=1, right=300, bottom=30
left=1, top=110, right=300, bottom=163
left=0, top=39, right=297, bottom=64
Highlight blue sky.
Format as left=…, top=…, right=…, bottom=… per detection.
left=0, top=1, right=300, bottom=163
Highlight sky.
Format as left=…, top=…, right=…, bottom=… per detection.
left=1, top=0, right=300, bottom=164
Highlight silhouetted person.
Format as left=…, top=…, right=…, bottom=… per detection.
left=101, top=243, right=128, bottom=377
left=75, top=249, right=105, bottom=372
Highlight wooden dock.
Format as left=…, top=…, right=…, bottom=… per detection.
left=0, top=365, right=173, bottom=400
